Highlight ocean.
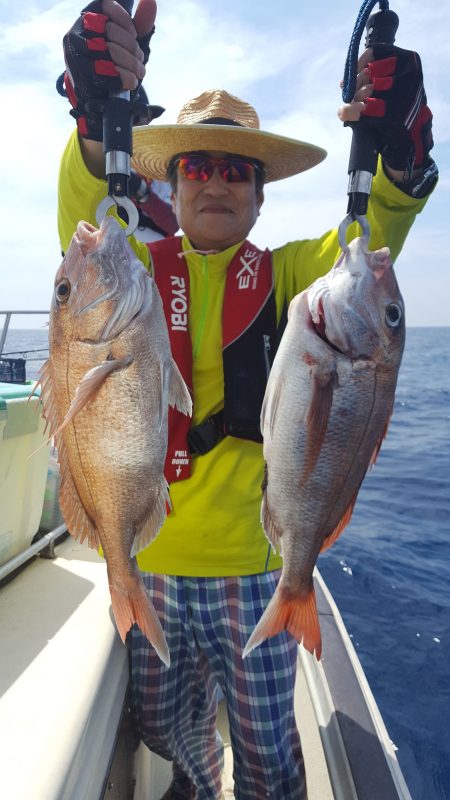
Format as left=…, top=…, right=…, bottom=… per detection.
left=1, top=324, right=449, bottom=800
left=319, top=326, right=450, bottom=800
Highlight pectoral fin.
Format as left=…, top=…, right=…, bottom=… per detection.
left=168, top=359, right=192, bottom=417
left=54, top=356, right=133, bottom=437
left=368, top=411, right=392, bottom=468
left=131, top=478, right=171, bottom=556
left=302, top=366, right=336, bottom=483
left=260, top=463, right=283, bottom=553
left=261, top=376, right=283, bottom=440
left=320, top=494, right=357, bottom=553
left=158, top=359, right=192, bottom=434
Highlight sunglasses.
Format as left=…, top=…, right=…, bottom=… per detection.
left=173, top=155, right=262, bottom=184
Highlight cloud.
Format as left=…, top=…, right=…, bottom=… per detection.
left=146, top=0, right=306, bottom=121
left=0, top=1, right=72, bottom=80
left=0, top=0, right=449, bottom=328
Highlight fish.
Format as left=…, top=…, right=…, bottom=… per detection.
left=243, top=237, right=405, bottom=660
left=38, top=216, right=192, bottom=667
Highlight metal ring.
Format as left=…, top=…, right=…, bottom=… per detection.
left=95, top=194, right=139, bottom=236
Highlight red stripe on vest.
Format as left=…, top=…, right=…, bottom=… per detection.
left=222, top=243, right=273, bottom=348
left=150, top=238, right=192, bottom=483
left=149, top=237, right=272, bottom=483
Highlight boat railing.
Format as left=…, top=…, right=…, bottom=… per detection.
left=0, top=310, right=49, bottom=365
left=0, top=310, right=65, bottom=584
left=0, top=524, right=68, bottom=584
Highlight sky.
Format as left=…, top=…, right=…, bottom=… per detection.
left=0, top=0, right=448, bottom=328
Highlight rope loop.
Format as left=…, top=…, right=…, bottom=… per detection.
left=342, top=0, right=389, bottom=103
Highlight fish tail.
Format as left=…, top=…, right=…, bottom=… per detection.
left=242, top=585, right=322, bottom=661
left=109, top=580, right=170, bottom=668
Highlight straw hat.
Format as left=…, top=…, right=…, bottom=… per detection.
left=132, top=89, right=327, bottom=183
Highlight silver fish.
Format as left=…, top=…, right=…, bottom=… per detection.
left=244, top=237, right=405, bottom=660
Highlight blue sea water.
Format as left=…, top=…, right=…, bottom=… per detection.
left=2, top=325, right=450, bottom=799
left=319, top=326, right=450, bottom=800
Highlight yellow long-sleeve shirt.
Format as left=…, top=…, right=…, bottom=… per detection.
left=58, top=130, right=430, bottom=576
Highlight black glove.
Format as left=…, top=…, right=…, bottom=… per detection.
left=57, top=0, right=155, bottom=141
left=361, top=44, right=434, bottom=175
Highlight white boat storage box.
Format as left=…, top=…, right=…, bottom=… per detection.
left=0, top=382, right=50, bottom=567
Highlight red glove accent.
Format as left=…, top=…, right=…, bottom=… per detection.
left=86, top=37, right=108, bottom=52
left=370, top=76, right=393, bottom=92
left=410, top=105, right=433, bottom=166
left=59, top=1, right=155, bottom=141
left=83, top=12, right=108, bottom=34
left=360, top=45, right=434, bottom=171
left=367, top=56, right=397, bottom=79
left=94, top=60, right=120, bottom=77
left=363, top=97, right=385, bottom=117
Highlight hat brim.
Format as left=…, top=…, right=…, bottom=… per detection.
left=132, top=124, right=326, bottom=183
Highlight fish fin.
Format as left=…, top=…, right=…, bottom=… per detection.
left=38, top=356, right=115, bottom=550
left=320, top=410, right=393, bottom=554
left=131, top=478, right=171, bottom=557
left=302, top=368, right=336, bottom=483
left=261, top=470, right=282, bottom=553
left=263, top=377, right=283, bottom=439
left=36, top=360, right=59, bottom=438
left=157, top=360, right=166, bottom=431
left=26, top=361, right=59, bottom=457
left=168, top=358, right=192, bottom=417
left=243, top=585, right=322, bottom=661
left=109, top=577, right=170, bottom=667
left=57, top=436, right=101, bottom=549
left=53, top=356, right=133, bottom=438
left=368, top=412, right=392, bottom=469
left=320, top=494, right=358, bottom=553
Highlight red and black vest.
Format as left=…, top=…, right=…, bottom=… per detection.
left=149, top=237, right=285, bottom=482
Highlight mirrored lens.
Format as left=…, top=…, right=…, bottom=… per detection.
left=220, top=160, right=254, bottom=182
left=177, top=157, right=212, bottom=181
left=177, top=156, right=256, bottom=183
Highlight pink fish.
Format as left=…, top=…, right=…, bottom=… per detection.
left=39, top=217, right=192, bottom=666
left=244, top=238, right=405, bottom=660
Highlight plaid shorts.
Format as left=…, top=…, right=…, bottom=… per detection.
left=129, top=570, right=307, bottom=800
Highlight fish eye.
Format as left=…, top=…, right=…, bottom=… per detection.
left=385, top=302, right=402, bottom=328
left=56, top=278, right=71, bottom=303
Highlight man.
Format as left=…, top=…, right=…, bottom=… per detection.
left=57, top=1, right=437, bottom=797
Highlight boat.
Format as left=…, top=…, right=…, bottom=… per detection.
left=0, top=310, right=412, bottom=800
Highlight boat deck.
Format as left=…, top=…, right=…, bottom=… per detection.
left=0, top=536, right=410, bottom=800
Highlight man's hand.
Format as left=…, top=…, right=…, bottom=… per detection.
left=60, top=0, right=157, bottom=141
left=99, top=0, right=157, bottom=90
left=338, top=44, right=434, bottom=182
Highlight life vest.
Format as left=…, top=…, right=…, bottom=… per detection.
left=149, top=237, right=282, bottom=482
